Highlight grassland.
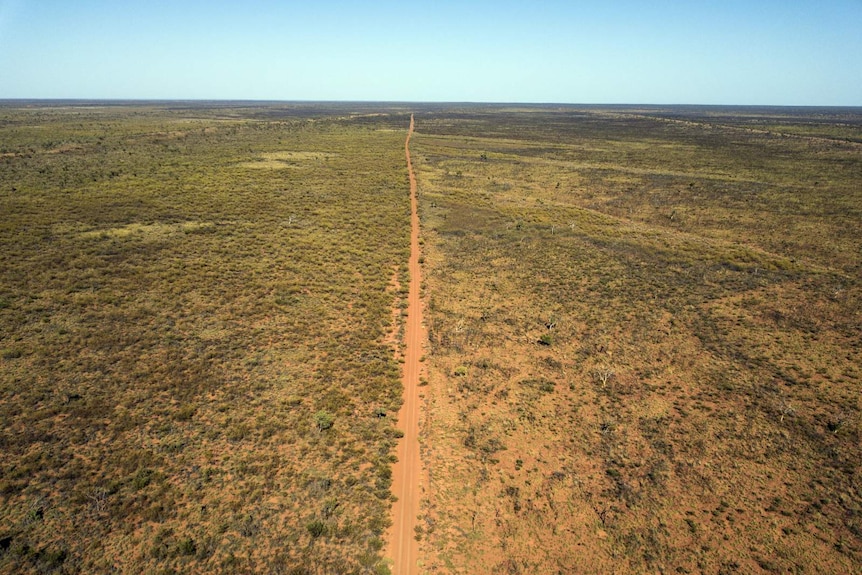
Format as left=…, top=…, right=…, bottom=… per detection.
left=411, top=106, right=861, bottom=574
left=2, top=102, right=860, bottom=575
left=0, top=103, right=413, bottom=574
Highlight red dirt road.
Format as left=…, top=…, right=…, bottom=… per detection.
left=387, top=115, right=424, bottom=575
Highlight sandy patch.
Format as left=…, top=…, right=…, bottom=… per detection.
left=238, top=151, right=338, bottom=170
left=78, top=221, right=213, bottom=240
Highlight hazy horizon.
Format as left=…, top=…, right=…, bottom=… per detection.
left=2, top=99, right=862, bottom=110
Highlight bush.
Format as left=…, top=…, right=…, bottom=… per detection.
left=314, top=410, right=335, bottom=431
left=306, top=520, right=326, bottom=538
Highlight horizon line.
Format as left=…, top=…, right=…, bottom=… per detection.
left=1, top=98, right=860, bottom=110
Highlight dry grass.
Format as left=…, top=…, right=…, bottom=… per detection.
left=1, top=102, right=859, bottom=574
left=238, top=151, right=340, bottom=170
left=0, top=103, right=412, bottom=574
left=413, top=106, right=861, bottom=574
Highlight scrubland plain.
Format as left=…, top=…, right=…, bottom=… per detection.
left=412, top=106, right=861, bottom=574
left=0, top=103, right=412, bottom=574
left=1, top=102, right=860, bottom=575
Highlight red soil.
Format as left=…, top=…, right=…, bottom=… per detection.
left=387, top=115, right=424, bottom=575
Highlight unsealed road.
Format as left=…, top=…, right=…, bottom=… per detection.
left=388, top=114, right=423, bottom=575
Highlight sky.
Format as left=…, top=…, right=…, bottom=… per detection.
left=0, top=0, right=860, bottom=105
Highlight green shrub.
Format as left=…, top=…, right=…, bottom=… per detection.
left=306, top=520, right=326, bottom=538
left=314, top=410, right=335, bottom=431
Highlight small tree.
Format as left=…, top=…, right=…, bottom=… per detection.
left=592, top=367, right=615, bottom=389
left=315, top=410, right=334, bottom=431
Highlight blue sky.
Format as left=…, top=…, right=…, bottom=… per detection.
left=0, top=0, right=859, bottom=105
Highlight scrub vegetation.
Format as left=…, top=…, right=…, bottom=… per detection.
left=412, top=105, right=862, bottom=574
left=1, top=102, right=860, bottom=575
left=0, top=102, right=412, bottom=574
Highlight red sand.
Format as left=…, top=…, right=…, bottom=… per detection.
left=387, top=115, right=424, bottom=575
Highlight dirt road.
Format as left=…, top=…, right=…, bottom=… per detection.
left=387, top=115, right=423, bottom=575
